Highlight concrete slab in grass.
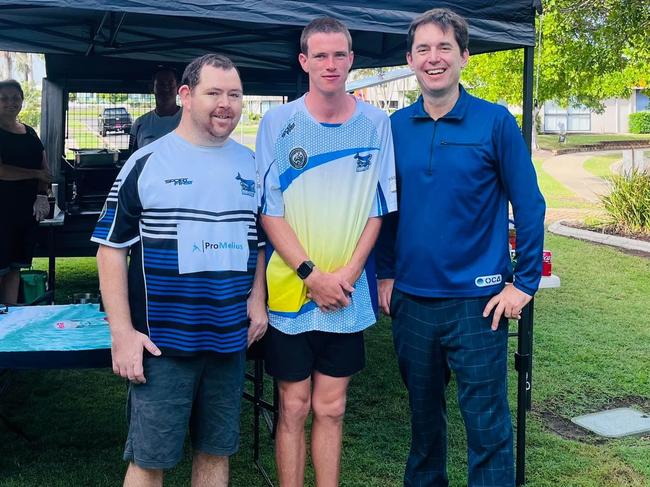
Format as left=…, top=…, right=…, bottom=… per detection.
left=572, top=407, right=650, bottom=438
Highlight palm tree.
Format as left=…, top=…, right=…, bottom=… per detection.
left=0, top=51, right=13, bottom=79
left=15, top=52, right=34, bottom=84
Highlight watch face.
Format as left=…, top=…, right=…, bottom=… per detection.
left=297, top=260, right=314, bottom=279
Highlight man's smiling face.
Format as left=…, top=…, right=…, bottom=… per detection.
left=407, top=22, right=468, bottom=100
left=180, top=65, right=243, bottom=144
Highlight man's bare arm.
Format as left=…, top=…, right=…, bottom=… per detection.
left=97, top=245, right=160, bottom=383
left=332, top=217, right=382, bottom=286
left=247, top=247, right=268, bottom=346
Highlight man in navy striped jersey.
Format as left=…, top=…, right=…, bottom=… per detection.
left=93, top=54, right=267, bottom=487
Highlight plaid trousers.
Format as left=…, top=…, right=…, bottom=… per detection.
left=391, top=289, right=514, bottom=487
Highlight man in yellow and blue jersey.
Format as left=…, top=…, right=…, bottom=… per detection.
left=256, top=17, right=397, bottom=487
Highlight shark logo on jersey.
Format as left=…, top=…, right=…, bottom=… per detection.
left=235, top=173, right=255, bottom=197
left=289, top=147, right=308, bottom=170
left=354, top=152, right=373, bottom=172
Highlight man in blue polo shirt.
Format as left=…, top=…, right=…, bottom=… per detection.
left=376, top=8, right=545, bottom=487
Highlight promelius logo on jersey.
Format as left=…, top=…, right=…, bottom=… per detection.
left=193, top=241, right=245, bottom=252
left=474, top=274, right=502, bottom=287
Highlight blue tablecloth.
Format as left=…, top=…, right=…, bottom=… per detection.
left=0, top=304, right=111, bottom=368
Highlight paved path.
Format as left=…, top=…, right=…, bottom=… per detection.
left=544, top=207, right=605, bottom=224
left=540, top=150, right=621, bottom=203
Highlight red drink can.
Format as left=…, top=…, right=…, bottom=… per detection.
left=542, top=250, right=552, bottom=276
left=508, top=228, right=516, bottom=250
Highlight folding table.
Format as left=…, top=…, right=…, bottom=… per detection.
left=0, top=303, right=275, bottom=481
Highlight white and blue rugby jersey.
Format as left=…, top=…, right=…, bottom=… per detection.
left=256, top=96, right=397, bottom=335
left=91, top=132, right=261, bottom=355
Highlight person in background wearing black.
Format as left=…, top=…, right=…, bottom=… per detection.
left=0, top=79, right=50, bottom=304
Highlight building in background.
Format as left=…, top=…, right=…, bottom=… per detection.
left=541, top=89, right=649, bottom=134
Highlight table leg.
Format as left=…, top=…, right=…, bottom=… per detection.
left=47, top=226, right=56, bottom=301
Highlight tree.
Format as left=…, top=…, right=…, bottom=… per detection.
left=461, top=0, right=650, bottom=145
left=98, top=93, right=128, bottom=104
left=0, top=51, right=13, bottom=79
left=1, top=51, right=40, bottom=86
left=15, top=52, right=33, bottom=84
left=18, top=84, right=41, bottom=129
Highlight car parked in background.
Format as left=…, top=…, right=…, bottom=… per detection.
left=98, top=107, right=132, bottom=136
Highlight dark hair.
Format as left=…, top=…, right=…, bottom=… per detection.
left=407, top=8, right=469, bottom=53
left=300, top=17, right=352, bottom=55
left=0, top=79, right=24, bottom=99
left=152, top=66, right=179, bottom=84
left=181, top=54, right=239, bottom=90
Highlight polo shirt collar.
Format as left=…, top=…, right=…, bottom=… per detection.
left=410, top=84, right=470, bottom=121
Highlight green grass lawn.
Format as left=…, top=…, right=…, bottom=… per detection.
left=583, top=153, right=621, bottom=180
left=66, top=117, right=105, bottom=150
left=238, top=122, right=259, bottom=135
left=533, top=160, right=596, bottom=209
left=537, top=134, right=650, bottom=151
left=1, top=235, right=648, bottom=486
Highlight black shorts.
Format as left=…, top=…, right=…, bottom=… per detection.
left=264, top=326, right=365, bottom=382
left=0, top=210, right=38, bottom=276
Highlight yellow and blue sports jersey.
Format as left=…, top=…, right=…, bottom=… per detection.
left=256, top=96, right=397, bottom=335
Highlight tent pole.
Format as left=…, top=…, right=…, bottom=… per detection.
left=290, top=72, right=304, bottom=102
left=516, top=47, right=535, bottom=487
left=522, top=46, right=535, bottom=153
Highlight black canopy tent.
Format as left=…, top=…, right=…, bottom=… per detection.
left=0, top=1, right=541, bottom=485
left=0, top=0, right=540, bottom=177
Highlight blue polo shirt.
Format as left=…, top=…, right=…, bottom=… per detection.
left=376, top=85, right=545, bottom=297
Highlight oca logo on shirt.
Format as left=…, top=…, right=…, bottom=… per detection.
left=475, top=274, right=502, bottom=287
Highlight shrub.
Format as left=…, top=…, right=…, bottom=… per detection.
left=628, top=111, right=650, bottom=134
left=18, top=84, right=41, bottom=129
left=601, top=170, right=650, bottom=234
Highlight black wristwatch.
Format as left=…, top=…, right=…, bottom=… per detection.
left=296, top=260, right=315, bottom=280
